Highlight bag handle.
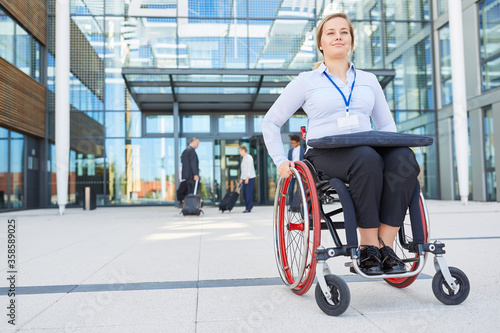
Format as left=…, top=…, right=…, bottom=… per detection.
left=193, top=179, right=199, bottom=195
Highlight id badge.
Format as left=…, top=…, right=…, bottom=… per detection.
left=337, top=114, right=360, bottom=130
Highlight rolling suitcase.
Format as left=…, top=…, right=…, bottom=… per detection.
left=219, top=184, right=240, bottom=213
left=181, top=180, right=203, bottom=216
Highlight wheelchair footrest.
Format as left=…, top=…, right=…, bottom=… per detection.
left=402, top=257, right=420, bottom=263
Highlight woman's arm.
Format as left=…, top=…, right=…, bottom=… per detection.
left=262, top=76, right=307, bottom=168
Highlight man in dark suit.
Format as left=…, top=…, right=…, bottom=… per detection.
left=177, top=137, right=200, bottom=202
left=288, top=134, right=305, bottom=211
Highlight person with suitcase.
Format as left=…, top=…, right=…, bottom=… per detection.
left=181, top=180, right=203, bottom=216
left=219, top=183, right=240, bottom=213
left=177, top=138, right=200, bottom=204
left=239, top=145, right=256, bottom=213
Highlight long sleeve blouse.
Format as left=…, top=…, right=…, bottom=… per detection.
left=262, top=62, right=396, bottom=168
left=240, top=154, right=256, bottom=180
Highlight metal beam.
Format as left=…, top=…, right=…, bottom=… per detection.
left=128, top=81, right=289, bottom=88
left=123, top=67, right=395, bottom=78
left=250, top=75, right=264, bottom=110
left=169, top=74, right=177, bottom=102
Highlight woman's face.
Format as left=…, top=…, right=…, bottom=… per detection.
left=319, top=17, right=352, bottom=59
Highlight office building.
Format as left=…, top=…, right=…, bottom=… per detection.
left=0, top=0, right=499, bottom=211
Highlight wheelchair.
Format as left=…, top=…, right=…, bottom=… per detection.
left=273, top=159, right=470, bottom=316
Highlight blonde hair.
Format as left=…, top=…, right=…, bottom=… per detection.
left=313, top=13, right=355, bottom=69
left=239, top=145, right=247, bottom=152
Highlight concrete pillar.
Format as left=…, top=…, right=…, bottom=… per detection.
left=469, top=109, right=485, bottom=201
left=493, top=102, right=500, bottom=201
left=438, top=117, right=455, bottom=200
left=173, top=102, right=179, bottom=201
left=55, top=0, right=70, bottom=215
left=448, top=0, right=469, bottom=203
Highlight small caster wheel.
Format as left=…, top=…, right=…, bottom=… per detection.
left=432, top=266, right=470, bottom=305
left=315, top=274, right=350, bottom=316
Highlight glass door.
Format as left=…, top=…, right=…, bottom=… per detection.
left=196, top=140, right=215, bottom=204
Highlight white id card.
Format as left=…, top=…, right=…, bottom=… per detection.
left=337, top=114, right=360, bottom=130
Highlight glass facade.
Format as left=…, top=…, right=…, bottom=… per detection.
left=0, top=127, right=25, bottom=209
left=0, top=8, right=41, bottom=81
left=8, top=0, right=481, bottom=211
left=479, top=0, right=500, bottom=91
left=484, top=106, right=496, bottom=201
left=439, top=24, right=452, bottom=107
left=47, top=0, right=440, bottom=205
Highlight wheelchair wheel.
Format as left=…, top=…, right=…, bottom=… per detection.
left=432, top=267, right=470, bottom=305
left=273, top=161, right=321, bottom=295
left=385, top=193, right=430, bottom=288
left=315, top=274, right=350, bottom=316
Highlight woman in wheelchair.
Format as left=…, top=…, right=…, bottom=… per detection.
left=261, top=12, right=420, bottom=276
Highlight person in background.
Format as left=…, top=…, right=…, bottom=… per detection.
left=177, top=137, right=200, bottom=203
left=287, top=134, right=305, bottom=210
left=239, top=145, right=256, bottom=213
left=288, top=134, right=305, bottom=162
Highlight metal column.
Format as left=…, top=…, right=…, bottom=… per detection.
left=55, top=0, right=70, bottom=214
left=448, top=0, right=469, bottom=204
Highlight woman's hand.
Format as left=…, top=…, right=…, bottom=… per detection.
left=278, top=160, right=295, bottom=178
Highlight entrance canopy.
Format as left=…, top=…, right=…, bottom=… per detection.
left=122, top=68, right=395, bottom=112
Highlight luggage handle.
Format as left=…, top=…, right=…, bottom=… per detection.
left=193, top=179, right=199, bottom=195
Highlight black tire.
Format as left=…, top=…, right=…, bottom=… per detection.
left=315, top=274, right=350, bottom=316
left=432, top=267, right=470, bottom=305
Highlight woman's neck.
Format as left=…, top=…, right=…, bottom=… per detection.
left=324, top=58, right=350, bottom=84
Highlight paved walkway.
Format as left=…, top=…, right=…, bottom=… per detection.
left=0, top=200, right=499, bottom=332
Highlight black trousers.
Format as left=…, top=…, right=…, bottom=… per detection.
left=305, top=146, right=420, bottom=228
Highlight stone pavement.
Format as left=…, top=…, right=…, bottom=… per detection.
left=0, top=200, right=499, bottom=332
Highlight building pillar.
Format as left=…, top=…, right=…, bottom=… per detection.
left=173, top=102, right=179, bottom=202
left=493, top=102, right=500, bottom=201
left=469, top=108, right=486, bottom=201
left=438, top=117, right=455, bottom=200
left=448, top=0, right=469, bottom=203
left=55, top=0, right=70, bottom=214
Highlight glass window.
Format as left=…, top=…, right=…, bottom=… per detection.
left=106, top=137, right=177, bottom=204
left=218, top=115, right=246, bottom=133
left=0, top=9, right=40, bottom=81
left=384, top=0, right=430, bottom=21
left=146, top=115, right=174, bottom=134
left=479, top=0, right=500, bottom=91
left=348, top=21, right=383, bottom=69
left=288, top=115, right=308, bottom=133
left=0, top=131, right=7, bottom=209
left=482, top=56, right=500, bottom=91
left=439, top=24, right=452, bottom=106
left=182, top=115, right=210, bottom=133
left=254, top=115, right=264, bottom=133
left=10, top=134, right=24, bottom=208
left=386, top=30, right=433, bottom=111
left=484, top=106, right=496, bottom=201
left=0, top=9, right=15, bottom=63
left=437, top=0, right=447, bottom=16
left=0, top=127, right=8, bottom=138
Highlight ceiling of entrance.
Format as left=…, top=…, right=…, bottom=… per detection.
left=122, top=68, right=395, bottom=112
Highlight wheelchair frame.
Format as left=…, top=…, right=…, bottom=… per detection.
left=273, top=160, right=470, bottom=316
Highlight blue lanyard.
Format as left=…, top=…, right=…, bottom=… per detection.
left=323, top=69, right=356, bottom=116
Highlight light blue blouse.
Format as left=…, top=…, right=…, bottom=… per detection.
left=262, top=62, right=397, bottom=168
